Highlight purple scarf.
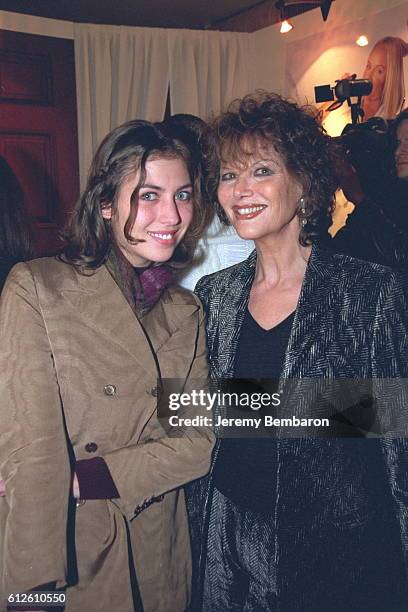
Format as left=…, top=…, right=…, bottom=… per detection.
left=106, top=245, right=174, bottom=317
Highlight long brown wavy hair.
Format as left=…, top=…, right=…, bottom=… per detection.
left=62, top=119, right=212, bottom=270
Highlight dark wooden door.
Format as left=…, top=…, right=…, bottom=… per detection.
left=0, top=29, right=79, bottom=256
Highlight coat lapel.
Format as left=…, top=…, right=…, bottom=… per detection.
left=216, top=251, right=256, bottom=377
left=60, top=265, right=159, bottom=380
left=281, top=245, right=337, bottom=379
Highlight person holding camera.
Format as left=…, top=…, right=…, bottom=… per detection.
left=323, top=111, right=408, bottom=270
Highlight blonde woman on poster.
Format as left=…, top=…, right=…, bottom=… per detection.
left=361, top=35, right=408, bottom=120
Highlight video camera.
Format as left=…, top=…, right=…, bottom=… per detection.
left=315, top=75, right=373, bottom=124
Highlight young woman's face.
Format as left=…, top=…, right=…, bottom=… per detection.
left=363, top=45, right=387, bottom=102
left=217, top=142, right=302, bottom=244
left=102, top=157, right=194, bottom=266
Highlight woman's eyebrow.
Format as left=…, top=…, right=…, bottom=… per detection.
left=140, top=182, right=193, bottom=190
left=140, top=183, right=163, bottom=190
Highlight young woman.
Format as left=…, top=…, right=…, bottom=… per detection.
left=0, top=119, right=214, bottom=612
left=188, top=93, right=408, bottom=611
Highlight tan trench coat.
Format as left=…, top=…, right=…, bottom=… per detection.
left=0, top=258, right=214, bottom=612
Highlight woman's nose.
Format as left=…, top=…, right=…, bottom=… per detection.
left=159, top=197, right=181, bottom=225
left=233, top=175, right=253, bottom=198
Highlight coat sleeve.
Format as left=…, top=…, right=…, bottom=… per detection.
left=102, top=300, right=215, bottom=521
left=0, top=263, right=71, bottom=595
left=372, top=273, right=408, bottom=580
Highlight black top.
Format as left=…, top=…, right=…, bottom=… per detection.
left=213, top=308, right=295, bottom=514
left=234, top=307, right=295, bottom=379
left=323, top=180, right=408, bottom=271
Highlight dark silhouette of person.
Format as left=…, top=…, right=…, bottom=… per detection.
left=0, top=156, right=34, bottom=291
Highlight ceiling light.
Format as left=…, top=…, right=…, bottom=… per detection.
left=280, top=19, right=294, bottom=33
left=356, top=35, right=369, bottom=47
left=275, top=1, right=333, bottom=25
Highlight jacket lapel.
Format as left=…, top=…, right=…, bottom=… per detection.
left=281, top=245, right=337, bottom=379
left=216, top=251, right=256, bottom=377
left=141, top=288, right=200, bottom=353
left=60, top=265, right=160, bottom=380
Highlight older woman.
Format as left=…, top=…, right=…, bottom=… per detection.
left=188, top=93, right=408, bottom=611
left=0, top=119, right=214, bottom=612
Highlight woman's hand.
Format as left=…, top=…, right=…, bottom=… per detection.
left=0, top=478, right=5, bottom=496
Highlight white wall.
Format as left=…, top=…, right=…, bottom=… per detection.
left=249, top=0, right=408, bottom=95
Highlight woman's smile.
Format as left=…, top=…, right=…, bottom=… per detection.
left=232, top=204, right=267, bottom=220
left=147, top=229, right=179, bottom=244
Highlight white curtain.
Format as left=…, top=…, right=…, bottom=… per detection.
left=167, top=29, right=255, bottom=289
left=74, top=23, right=170, bottom=188
left=168, top=28, right=254, bottom=120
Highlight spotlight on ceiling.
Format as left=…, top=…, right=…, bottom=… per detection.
left=275, top=1, right=334, bottom=25
left=280, top=19, right=294, bottom=33
left=276, top=0, right=293, bottom=33
left=356, top=35, right=369, bottom=47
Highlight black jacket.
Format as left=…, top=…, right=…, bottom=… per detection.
left=187, top=246, right=408, bottom=611
left=324, top=181, right=408, bottom=270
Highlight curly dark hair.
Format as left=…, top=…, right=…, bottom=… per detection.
left=62, top=119, right=212, bottom=270
left=210, top=92, right=339, bottom=245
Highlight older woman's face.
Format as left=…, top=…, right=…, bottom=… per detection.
left=217, top=143, right=303, bottom=243
left=363, top=45, right=387, bottom=102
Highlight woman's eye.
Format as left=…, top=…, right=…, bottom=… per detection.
left=140, top=191, right=158, bottom=201
left=254, top=166, right=273, bottom=176
left=220, top=172, right=236, bottom=181
left=175, top=190, right=192, bottom=202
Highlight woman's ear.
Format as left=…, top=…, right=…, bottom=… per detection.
left=101, top=204, right=112, bottom=220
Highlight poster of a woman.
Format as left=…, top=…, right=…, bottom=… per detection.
left=285, top=4, right=408, bottom=135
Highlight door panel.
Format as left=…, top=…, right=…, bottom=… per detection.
left=0, top=30, right=79, bottom=256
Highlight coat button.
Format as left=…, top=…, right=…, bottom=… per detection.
left=104, top=384, right=116, bottom=396
left=150, top=386, right=160, bottom=397
left=85, top=442, right=98, bottom=453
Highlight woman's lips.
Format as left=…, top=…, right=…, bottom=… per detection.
left=232, top=205, right=267, bottom=220
left=147, top=230, right=178, bottom=245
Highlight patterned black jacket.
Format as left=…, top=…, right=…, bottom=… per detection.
left=187, top=246, right=408, bottom=611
